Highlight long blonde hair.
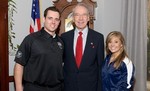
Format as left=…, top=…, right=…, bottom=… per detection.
left=106, top=31, right=128, bottom=69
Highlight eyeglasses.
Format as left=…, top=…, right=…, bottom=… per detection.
left=73, top=13, right=89, bottom=18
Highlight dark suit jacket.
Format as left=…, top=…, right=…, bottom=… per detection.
left=61, top=28, right=104, bottom=91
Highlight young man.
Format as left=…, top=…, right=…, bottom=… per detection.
left=14, top=6, right=64, bottom=91
left=61, top=3, right=104, bottom=91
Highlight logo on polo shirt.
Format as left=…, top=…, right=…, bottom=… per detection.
left=57, top=42, right=63, bottom=49
left=16, top=51, right=22, bottom=58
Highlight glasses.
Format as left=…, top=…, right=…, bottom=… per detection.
left=73, top=13, right=89, bottom=18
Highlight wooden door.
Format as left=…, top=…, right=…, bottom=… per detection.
left=0, top=0, right=9, bottom=91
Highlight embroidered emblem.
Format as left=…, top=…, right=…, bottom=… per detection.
left=57, top=42, right=63, bottom=49
left=16, top=51, right=22, bottom=58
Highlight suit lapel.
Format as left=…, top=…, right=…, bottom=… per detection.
left=70, top=30, right=79, bottom=69
left=69, top=30, right=75, bottom=57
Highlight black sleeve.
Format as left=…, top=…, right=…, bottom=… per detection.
left=14, top=35, right=33, bottom=66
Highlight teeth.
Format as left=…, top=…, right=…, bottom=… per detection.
left=78, top=22, right=83, bottom=24
left=110, top=48, right=116, bottom=50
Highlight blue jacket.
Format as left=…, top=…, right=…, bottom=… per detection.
left=102, top=55, right=135, bottom=91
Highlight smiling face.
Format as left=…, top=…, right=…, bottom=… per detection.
left=43, top=10, right=60, bottom=35
left=73, top=5, right=89, bottom=31
left=106, top=31, right=125, bottom=56
left=108, top=36, right=123, bottom=55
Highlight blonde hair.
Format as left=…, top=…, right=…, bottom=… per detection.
left=106, top=31, right=128, bottom=69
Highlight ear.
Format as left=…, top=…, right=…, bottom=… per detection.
left=43, top=17, right=45, bottom=23
left=87, top=15, right=90, bottom=21
left=121, top=44, right=123, bottom=47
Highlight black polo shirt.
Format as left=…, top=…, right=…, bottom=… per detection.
left=14, top=28, right=64, bottom=87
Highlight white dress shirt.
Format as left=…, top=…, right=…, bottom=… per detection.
left=74, top=26, right=88, bottom=56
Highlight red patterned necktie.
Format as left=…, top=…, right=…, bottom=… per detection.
left=76, top=32, right=83, bottom=68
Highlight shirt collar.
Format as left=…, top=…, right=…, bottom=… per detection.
left=41, top=27, right=56, bottom=39
left=75, top=26, right=88, bottom=35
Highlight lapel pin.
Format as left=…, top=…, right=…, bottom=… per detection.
left=91, top=42, right=94, bottom=48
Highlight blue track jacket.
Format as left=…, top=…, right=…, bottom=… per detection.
left=102, top=55, right=135, bottom=91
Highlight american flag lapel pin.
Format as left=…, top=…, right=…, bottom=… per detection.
left=91, top=42, right=94, bottom=48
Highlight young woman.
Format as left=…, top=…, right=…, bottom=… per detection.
left=102, top=31, right=135, bottom=91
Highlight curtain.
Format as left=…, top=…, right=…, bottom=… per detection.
left=120, top=0, right=147, bottom=91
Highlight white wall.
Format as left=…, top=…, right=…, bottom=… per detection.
left=94, top=0, right=122, bottom=39
left=9, top=0, right=121, bottom=91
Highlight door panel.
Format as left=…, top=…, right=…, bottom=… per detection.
left=0, top=0, right=9, bottom=91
